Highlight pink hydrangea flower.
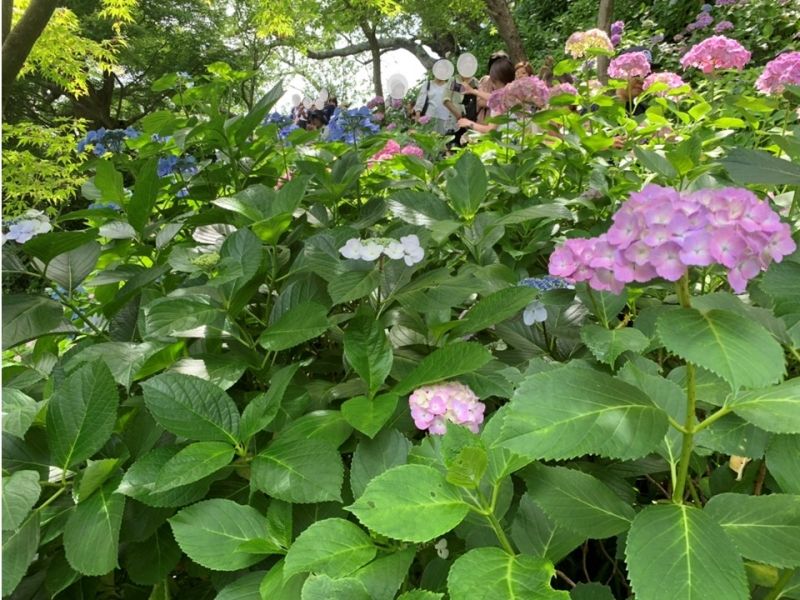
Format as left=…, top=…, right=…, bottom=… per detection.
left=608, top=51, right=651, bottom=79
left=680, top=35, right=751, bottom=74
left=369, top=139, right=401, bottom=162
left=643, top=72, right=687, bottom=96
left=408, top=381, right=485, bottom=435
left=400, top=144, right=424, bottom=158
left=565, top=29, right=614, bottom=59
left=714, top=20, right=734, bottom=33
left=548, top=185, right=795, bottom=294
left=755, top=51, right=800, bottom=95
left=549, top=82, right=579, bottom=97
left=418, top=115, right=431, bottom=125
left=488, top=76, right=550, bottom=115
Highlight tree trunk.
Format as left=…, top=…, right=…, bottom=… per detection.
left=360, top=21, right=383, bottom=98
left=2, top=0, right=13, bottom=44
left=71, top=71, right=119, bottom=128
left=596, top=0, right=614, bottom=84
left=483, top=0, right=527, bottom=65
left=2, top=0, right=58, bottom=101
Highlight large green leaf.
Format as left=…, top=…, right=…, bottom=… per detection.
left=123, top=526, right=183, bottom=585
left=766, top=434, right=800, bottom=493
left=39, top=241, right=101, bottom=289
left=217, top=228, right=264, bottom=308
left=46, top=360, right=119, bottom=469
left=65, top=341, right=165, bottom=389
left=154, top=441, right=235, bottom=492
left=2, top=294, right=69, bottom=350
left=497, top=366, right=668, bottom=460
left=63, top=477, right=125, bottom=575
left=344, top=312, right=393, bottom=397
left=761, top=261, right=800, bottom=316
left=721, top=148, right=800, bottom=185
left=446, top=151, right=487, bottom=219
left=2, top=511, right=40, bottom=596
left=240, top=363, right=299, bottom=440
left=94, top=159, right=126, bottom=204
left=350, top=428, right=412, bottom=498
left=328, top=269, right=380, bottom=305
left=353, top=548, right=416, bottom=600
left=523, top=465, right=635, bottom=539
left=258, top=301, right=330, bottom=351
left=511, top=493, right=584, bottom=563
left=447, top=547, right=568, bottom=600
left=2, top=388, right=39, bottom=439
left=284, top=518, right=376, bottom=579
left=580, top=324, right=649, bottom=366
left=2, top=470, right=41, bottom=531
left=634, top=146, right=678, bottom=179
left=127, top=158, right=160, bottom=234
left=235, top=82, right=283, bottom=145
left=727, top=378, right=800, bottom=433
left=394, top=342, right=493, bottom=396
left=449, top=287, right=538, bottom=337
left=341, top=394, right=398, bottom=438
left=259, top=559, right=308, bottom=598
left=169, top=499, right=269, bottom=571
left=144, top=295, right=226, bottom=338
left=252, top=437, right=343, bottom=503
left=705, top=493, right=800, bottom=568
left=657, top=308, right=785, bottom=391
left=21, top=230, right=98, bottom=264
left=74, top=458, right=120, bottom=503
left=347, top=464, right=469, bottom=542
left=216, top=570, right=267, bottom=600
left=300, top=574, right=371, bottom=600
left=626, top=504, right=748, bottom=600
left=141, top=373, right=240, bottom=444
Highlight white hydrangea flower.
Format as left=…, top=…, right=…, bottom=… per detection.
left=339, top=238, right=364, bottom=259
left=400, top=234, right=424, bottom=266
left=523, top=300, right=548, bottom=325
left=434, top=538, right=449, bottom=559
left=382, top=240, right=404, bottom=259
left=360, top=240, right=384, bottom=261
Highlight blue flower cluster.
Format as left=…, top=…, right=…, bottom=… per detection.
left=265, top=112, right=292, bottom=127
left=157, top=155, right=199, bottom=178
left=88, top=202, right=122, bottom=211
left=519, top=276, right=572, bottom=291
left=151, top=133, right=172, bottom=143
left=325, top=106, right=380, bottom=144
left=77, top=127, right=140, bottom=155
left=279, top=123, right=300, bottom=140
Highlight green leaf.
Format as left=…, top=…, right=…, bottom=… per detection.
left=258, top=301, right=330, bottom=351
left=344, top=312, right=393, bottom=396
left=447, top=547, right=568, bottom=600
left=66, top=341, right=165, bottom=389
left=169, top=499, right=270, bottom=571
left=2, top=511, right=40, bottom=596
left=657, top=308, right=785, bottom=391
left=124, top=526, right=181, bottom=585
left=626, top=504, right=748, bottom=600
left=346, top=464, right=469, bottom=542
left=522, top=464, right=635, bottom=539
left=141, top=373, right=240, bottom=443
left=46, top=360, right=119, bottom=469
left=446, top=151, right=487, bottom=219
left=727, top=378, right=800, bottom=433
left=388, top=190, right=457, bottom=226
left=350, top=428, right=411, bottom=498
left=2, top=388, right=39, bottom=438
left=497, top=366, right=668, bottom=460
left=301, top=574, right=370, bottom=600
left=633, top=147, right=678, bottom=178
left=705, top=493, right=800, bottom=568
left=118, top=447, right=214, bottom=508
left=446, top=445, right=488, bottom=489
left=39, top=241, right=101, bottom=289
left=761, top=261, right=800, bottom=316
left=695, top=413, right=769, bottom=458
left=235, top=82, right=283, bottom=145
left=449, top=287, right=537, bottom=337
left=252, top=437, right=343, bottom=503
left=511, top=493, right=584, bottom=563
left=2, top=294, right=69, bottom=350
left=580, top=324, right=649, bottom=366
left=570, top=583, right=616, bottom=600
left=144, top=295, right=226, bottom=338
left=576, top=286, right=627, bottom=327
left=722, top=148, right=800, bottom=185
left=397, top=592, right=443, bottom=600
left=63, top=477, right=125, bottom=576
left=284, top=518, right=376, bottom=579
left=21, top=230, right=99, bottom=264
left=341, top=394, right=398, bottom=438
left=154, top=441, right=234, bottom=492
left=276, top=410, right=352, bottom=448
left=217, top=571, right=267, bottom=600
left=394, top=342, right=493, bottom=396
left=353, top=548, right=416, bottom=600
left=218, top=229, right=264, bottom=308
left=2, top=471, right=41, bottom=531
left=128, top=158, right=161, bottom=233
left=94, top=159, right=126, bottom=204
left=74, top=458, right=121, bottom=503
left=240, top=364, right=299, bottom=440
left=328, top=269, right=381, bottom=305
left=766, top=435, right=800, bottom=493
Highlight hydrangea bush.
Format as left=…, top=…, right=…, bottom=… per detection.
left=3, top=19, right=800, bottom=600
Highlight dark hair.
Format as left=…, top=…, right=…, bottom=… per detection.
left=515, top=61, right=533, bottom=76
left=538, top=55, right=555, bottom=85
left=308, top=110, right=327, bottom=125
left=487, top=50, right=509, bottom=71
left=489, top=57, right=515, bottom=86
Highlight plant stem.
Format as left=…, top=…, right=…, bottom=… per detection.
left=51, top=287, right=107, bottom=338
left=672, top=274, right=697, bottom=504
left=485, top=509, right=516, bottom=555
left=763, top=568, right=796, bottom=600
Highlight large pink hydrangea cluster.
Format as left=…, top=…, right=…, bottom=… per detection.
left=369, top=139, right=425, bottom=162
left=755, top=51, right=800, bottom=95
left=608, top=51, right=651, bottom=79
left=680, top=35, right=751, bottom=74
left=487, top=76, right=550, bottom=116
left=643, top=72, right=687, bottom=96
left=549, top=82, right=579, bottom=97
left=565, top=29, right=614, bottom=59
left=409, top=381, right=485, bottom=435
left=549, top=185, right=795, bottom=294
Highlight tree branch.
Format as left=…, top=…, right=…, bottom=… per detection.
left=2, top=0, right=13, bottom=44
left=2, top=0, right=59, bottom=100
left=305, top=36, right=435, bottom=69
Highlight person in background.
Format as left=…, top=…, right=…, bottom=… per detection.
left=538, top=55, right=556, bottom=86
left=306, top=110, right=327, bottom=131
left=413, top=67, right=456, bottom=134
left=472, top=51, right=509, bottom=124
left=443, top=70, right=480, bottom=146
left=322, top=96, right=338, bottom=122
left=515, top=61, right=533, bottom=79
left=457, top=56, right=515, bottom=134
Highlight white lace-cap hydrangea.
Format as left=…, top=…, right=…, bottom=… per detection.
left=339, top=234, right=425, bottom=266
left=523, top=300, right=548, bottom=325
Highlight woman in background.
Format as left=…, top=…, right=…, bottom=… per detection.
left=413, top=64, right=456, bottom=134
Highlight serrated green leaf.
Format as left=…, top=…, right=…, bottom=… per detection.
left=128, top=158, right=161, bottom=233
left=144, top=294, right=226, bottom=338
left=2, top=294, right=70, bottom=350
left=450, top=287, right=537, bottom=337
left=626, top=504, right=748, bottom=600
left=124, top=526, right=181, bottom=585
left=580, top=324, right=649, bottom=366
left=329, top=269, right=380, bottom=305
left=169, top=499, right=270, bottom=571
left=2, top=471, right=40, bottom=531
left=259, top=559, right=308, bottom=599
left=766, top=434, right=800, bottom=493
left=350, top=428, right=411, bottom=498
left=284, top=518, right=376, bottom=579
left=94, top=159, right=126, bottom=204
left=394, top=342, right=492, bottom=395
left=217, top=570, right=268, bottom=600
left=46, top=360, right=119, bottom=469
left=66, top=341, right=165, bottom=389
left=446, top=151, right=487, bottom=219
left=446, top=446, right=488, bottom=489
left=74, top=458, right=120, bottom=503
left=497, top=366, right=668, bottom=460
left=301, top=574, right=370, bottom=600
left=347, top=464, right=469, bottom=542
left=727, top=378, right=800, bottom=433
left=344, top=312, right=393, bottom=396
left=240, top=364, right=299, bottom=440
left=341, top=394, right=398, bottom=438
left=657, top=308, right=785, bottom=391
left=634, top=146, right=678, bottom=179
left=2, top=511, right=40, bottom=596
left=447, top=547, right=568, bottom=600
left=705, top=493, right=800, bottom=568
left=258, top=301, right=330, bottom=351
left=154, top=441, right=234, bottom=492
left=722, top=148, right=800, bottom=185
left=353, top=548, right=416, bottom=600
left=21, top=230, right=99, bottom=264
left=2, top=388, right=39, bottom=439
left=511, top=493, right=584, bottom=563
left=276, top=410, right=352, bottom=447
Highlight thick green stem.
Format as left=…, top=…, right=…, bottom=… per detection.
left=763, top=568, right=796, bottom=600
left=470, top=487, right=516, bottom=555
left=486, top=510, right=516, bottom=555
left=673, top=274, right=697, bottom=504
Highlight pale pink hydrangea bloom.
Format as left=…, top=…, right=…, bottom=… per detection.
left=643, top=72, right=687, bottom=96
left=565, top=29, right=614, bottom=59
left=408, top=381, right=485, bottom=435
left=418, top=115, right=431, bottom=124
left=400, top=144, right=424, bottom=158
left=680, top=35, right=751, bottom=74
left=549, top=82, right=579, bottom=97
left=369, top=139, right=401, bottom=162
left=488, top=76, right=550, bottom=115
left=608, top=51, right=651, bottom=79
left=755, top=51, right=800, bottom=95
left=549, top=185, right=795, bottom=294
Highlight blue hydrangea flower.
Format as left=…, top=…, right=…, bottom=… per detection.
left=519, top=276, right=572, bottom=291
left=325, top=106, right=380, bottom=143
left=157, top=155, right=178, bottom=177
left=151, top=133, right=171, bottom=143
left=279, top=123, right=299, bottom=140
left=523, top=301, right=548, bottom=325
left=77, top=127, right=138, bottom=154
left=88, top=202, right=122, bottom=211
left=177, top=187, right=189, bottom=198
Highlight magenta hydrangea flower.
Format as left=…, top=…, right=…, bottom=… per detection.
left=680, top=35, right=751, bottom=74
left=548, top=185, right=796, bottom=294
left=643, top=72, right=687, bottom=96
left=488, top=76, right=550, bottom=115
left=714, top=20, right=734, bottom=33
left=408, top=381, right=485, bottom=435
left=755, top=51, right=800, bottom=95
left=369, top=139, right=401, bottom=162
left=366, top=96, right=385, bottom=109
left=549, top=82, right=579, bottom=98
left=400, top=144, right=424, bottom=158
left=608, top=51, right=651, bottom=79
